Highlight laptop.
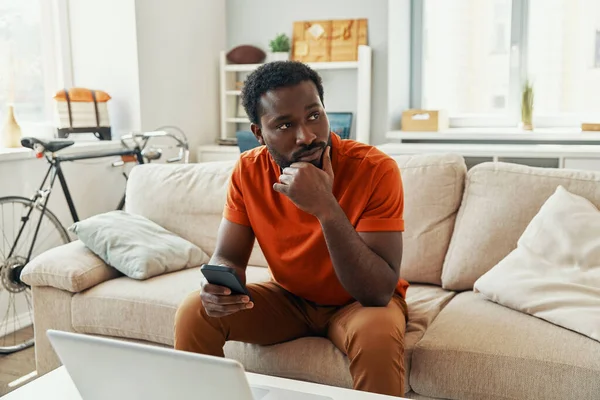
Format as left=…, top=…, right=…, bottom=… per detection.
left=47, top=330, right=333, bottom=400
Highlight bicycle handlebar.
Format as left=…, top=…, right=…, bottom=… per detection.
left=120, top=130, right=189, bottom=164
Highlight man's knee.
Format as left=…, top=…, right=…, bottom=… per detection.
left=346, top=311, right=405, bottom=355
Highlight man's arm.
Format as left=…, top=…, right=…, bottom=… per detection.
left=209, top=218, right=255, bottom=285
left=318, top=203, right=402, bottom=306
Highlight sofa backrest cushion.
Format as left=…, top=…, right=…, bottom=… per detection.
left=125, top=162, right=269, bottom=268
left=393, top=154, right=467, bottom=285
left=126, top=153, right=467, bottom=284
left=442, top=162, right=600, bottom=291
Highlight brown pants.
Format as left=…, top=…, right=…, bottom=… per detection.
left=174, top=281, right=408, bottom=397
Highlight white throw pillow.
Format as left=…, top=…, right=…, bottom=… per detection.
left=69, top=210, right=209, bottom=280
left=474, top=185, right=600, bottom=342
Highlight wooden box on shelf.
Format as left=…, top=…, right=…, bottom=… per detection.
left=292, top=19, right=367, bottom=63
left=401, top=109, right=448, bottom=132
left=331, top=19, right=368, bottom=62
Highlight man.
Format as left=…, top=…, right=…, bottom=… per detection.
left=175, top=61, right=409, bottom=396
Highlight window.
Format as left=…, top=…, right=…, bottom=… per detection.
left=0, top=0, right=70, bottom=128
left=414, top=0, right=600, bottom=128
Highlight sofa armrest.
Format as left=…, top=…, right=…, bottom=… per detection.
left=21, top=240, right=122, bottom=293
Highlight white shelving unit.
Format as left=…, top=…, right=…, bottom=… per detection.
left=219, top=45, right=372, bottom=144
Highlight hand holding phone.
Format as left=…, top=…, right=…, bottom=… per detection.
left=200, top=264, right=254, bottom=318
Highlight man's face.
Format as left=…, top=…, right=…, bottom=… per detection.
left=251, top=80, right=330, bottom=169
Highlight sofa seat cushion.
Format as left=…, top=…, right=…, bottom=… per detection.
left=71, top=266, right=271, bottom=345
left=410, top=291, right=600, bottom=400
left=226, top=284, right=455, bottom=395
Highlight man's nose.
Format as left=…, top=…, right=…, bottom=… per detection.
left=296, top=124, right=316, bottom=145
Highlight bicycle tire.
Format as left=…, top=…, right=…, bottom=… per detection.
left=0, top=196, right=70, bottom=354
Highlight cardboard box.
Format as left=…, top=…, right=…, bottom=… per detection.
left=582, top=123, right=600, bottom=132
left=401, top=109, right=448, bottom=132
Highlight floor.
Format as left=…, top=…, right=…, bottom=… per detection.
left=0, top=326, right=37, bottom=396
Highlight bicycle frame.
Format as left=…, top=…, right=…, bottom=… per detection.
left=8, top=147, right=144, bottom=264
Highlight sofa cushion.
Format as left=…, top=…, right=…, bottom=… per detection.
left=69, top=210, right=210, bottom=280
left=125, top=162, right=269, bottom=268
left=391, top=154, right=466, bottom=285
left=410, top=291, right=600, bottom=400
left=475, top=185, right=600, bottom=342
left=224, top=284, right=455, bottom=395
left=22, top=240, right=121, bottom=293
left=442, top=162, right=600, bottom=290
left=71, top=266, right=272, bottom=344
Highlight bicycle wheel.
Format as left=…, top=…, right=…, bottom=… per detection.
left=0, top=196, right=70, bottom=354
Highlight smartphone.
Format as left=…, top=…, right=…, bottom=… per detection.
left=200, top=264, right=251, bottom=298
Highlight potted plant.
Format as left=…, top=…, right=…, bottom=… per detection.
left=521, top=79, right=534, bottom=131
left=268, top=33, right=291, bottom=62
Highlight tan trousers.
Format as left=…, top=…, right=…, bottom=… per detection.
left=174, top=281, right=408, bottom=397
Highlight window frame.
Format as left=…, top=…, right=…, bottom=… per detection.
left=5, top=0, right=73, bottom=131
left=411, top=0, right=582, bottom=129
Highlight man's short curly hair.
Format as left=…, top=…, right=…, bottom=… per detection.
left=241, top=61, right=324, bottom=126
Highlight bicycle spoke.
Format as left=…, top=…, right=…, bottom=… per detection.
left=17, top=212, right=40, bottom=257
left=1, top=292, right=13, bottom=345
left=1, top=204, right=14, bottom=258
left=32, top=219, right=60, bottom=256
left=13, top=214, right=32, bottom=259
left=16, top=207, right=46, bottom=258
left=13, top=291, right=18, bottom=347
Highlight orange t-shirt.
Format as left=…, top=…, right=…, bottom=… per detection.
left=223, top=133, right=409, bottom=305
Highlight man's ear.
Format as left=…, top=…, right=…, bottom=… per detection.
left=251, top=123, right=265, bottom=145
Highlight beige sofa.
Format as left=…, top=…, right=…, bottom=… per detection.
left=22, top=154, right=600, bottom=400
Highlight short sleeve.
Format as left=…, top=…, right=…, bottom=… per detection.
left=223, top=160, right=251, bottom=226
left=356, top=160, right=404, bottom=232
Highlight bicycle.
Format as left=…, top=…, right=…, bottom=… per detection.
left=0, top=129, right=189, bottom=354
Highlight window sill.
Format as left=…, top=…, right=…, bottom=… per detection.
left=0, top=140, right=123, bottom=163
left=386, top=127, right=600, bottom=143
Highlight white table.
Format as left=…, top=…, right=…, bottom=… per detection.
left=4, top=366, right=406, bottom=399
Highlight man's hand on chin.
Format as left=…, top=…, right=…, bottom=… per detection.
left=273, top=146, right=338, bottom=219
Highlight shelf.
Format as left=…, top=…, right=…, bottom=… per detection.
left=220, top=46, right=372, bottom=143
left=224, top=60, right=359, bottom=72
left=387, top=128, right=600, bottom=143
left=226, top=117, right=251, bottom=123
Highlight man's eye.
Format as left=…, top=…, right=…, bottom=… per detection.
left=308, top=112, right=320, bottom=121
left=278, top=123, right=292, bottom=130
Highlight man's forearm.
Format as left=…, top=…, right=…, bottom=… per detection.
left=318, top=202, right=398, bottom=307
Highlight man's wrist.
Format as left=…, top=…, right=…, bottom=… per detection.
left=315, top=195, right=342, bottom=222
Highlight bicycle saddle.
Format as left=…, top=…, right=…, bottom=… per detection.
left=21, top=137, right=75, bottom=153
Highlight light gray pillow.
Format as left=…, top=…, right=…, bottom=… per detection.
left=69, top=210, right=209, bottom=280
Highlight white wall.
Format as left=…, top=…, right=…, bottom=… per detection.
left=226, top=0, right=391, bottom=145
left=68, top=0, right=142, bottom=135
left=388, top=0, right=411, bottom=131
left=135, top=0, right=226, bottom=154
left=68, top=0, right=226, bottom=153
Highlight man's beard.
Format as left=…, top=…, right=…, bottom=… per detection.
left=267, top=134, right=332, bottom=170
